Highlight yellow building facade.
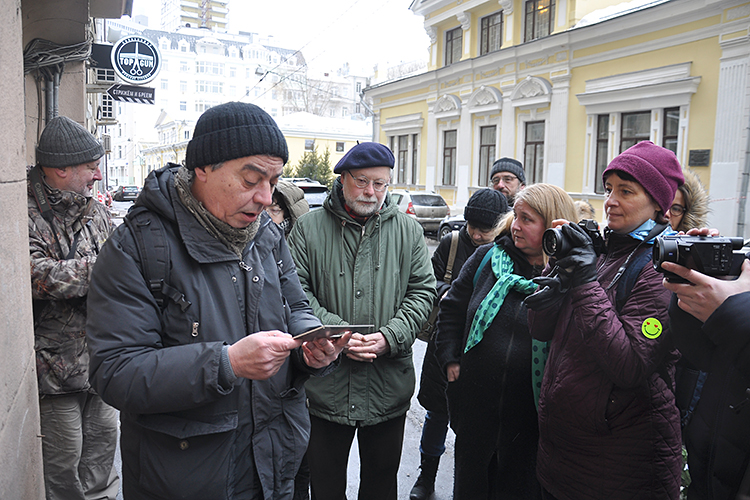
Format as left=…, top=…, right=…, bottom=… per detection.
left=367, top=0, right=750, bottom=238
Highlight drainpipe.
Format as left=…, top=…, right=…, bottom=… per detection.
left=45, top=76, right=54, bottom=124
left=738, top=117, right=750, bottom=237
left=52, top=71, right=60, bottom=119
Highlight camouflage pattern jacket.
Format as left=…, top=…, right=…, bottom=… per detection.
left=28, top=171, right=112, bottom=396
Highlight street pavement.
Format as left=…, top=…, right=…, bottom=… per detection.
left=113, top=232, right=454, bottom=499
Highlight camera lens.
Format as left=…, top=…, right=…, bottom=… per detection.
left=543, top=228, right=565, bottom=257
left=653, top=237, right=679, bottom=270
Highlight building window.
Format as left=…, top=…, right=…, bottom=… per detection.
left=443, top=130, right=457, bottom=185
left=663, top=107, right=679, bottom=154
left=445, top=27, right=462, bottom=66
left=161, top=79, right=168, bottom=90
left=342, top=107, right=349, bottom=117
left=478, top=126, right=496, bottom=186
left=180, top=101, right=187, bottom=111
left=101, top=94, right=114, bottom=120
left=356, top=82, right=362, bottom=94
left=184, top=130, right=190, bottom=140
left=305, top=139, right=315, bottom=151
left=524, top=0, right=555, bottom=42
left=595, top=115, right=609, bottom=194
left=397, top=135, right=409, bottom=183
left=336, top=142, right=345, bottom=152
left=180, top=81, right=187, bottom=93
left=524, top=121, right=545, bottom=184
left=411, top=134, right=419, bottom=184
left=620, top=111, right=650, bottom=152
left=180, top=61, right=188, bottom=72
left=229, top=67, right=236, bottom=78
left=480, top=12, right=503, bottom=55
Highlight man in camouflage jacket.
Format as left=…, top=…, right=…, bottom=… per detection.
left=28, top=116, right=119, bottom=500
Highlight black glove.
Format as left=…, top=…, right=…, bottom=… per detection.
left=555, top=223, right=598, bottom=288
left=524, top=273, right=569, bottom=311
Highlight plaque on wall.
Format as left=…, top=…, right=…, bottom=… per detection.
left=688, top=149, right=711, bottom=167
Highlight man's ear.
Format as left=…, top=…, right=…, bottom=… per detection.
left=193, top=166, right=208, bottom=183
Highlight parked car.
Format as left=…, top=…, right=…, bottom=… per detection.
left=438, top=214, right=466, bottom=239
left=285, top=178, right=328, bottom=210
left=112, top=185, right=140, bottom=202
left=390, top=189, right=450, bottom=233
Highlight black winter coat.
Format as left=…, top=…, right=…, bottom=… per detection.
left=434, top=235, right=542, bottom=500
left=87, top=166, right=326, bottom=500
left=671, top=290, right=750, bottom=500
left=417, top=226, right=479, bottom=413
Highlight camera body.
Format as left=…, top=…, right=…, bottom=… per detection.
left=542, top=219, right=606, bottom=258
left=653, top=235, right=747, bottom=283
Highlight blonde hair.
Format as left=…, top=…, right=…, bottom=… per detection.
left=499, top=184, right=578, bottom=234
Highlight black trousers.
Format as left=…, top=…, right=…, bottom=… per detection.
left=307, top=413, right=407, bottom=500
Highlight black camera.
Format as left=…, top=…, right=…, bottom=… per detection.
left=653, top=235, right=748, bottom=283
left=542, top=219, right=606, bottom=258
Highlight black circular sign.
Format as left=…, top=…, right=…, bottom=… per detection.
left=111, top=35, right=161, bottom=85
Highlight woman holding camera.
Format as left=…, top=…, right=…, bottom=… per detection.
left=434, top=183, right=578, bottom=499
left=527, top=141, right=684, bottom=500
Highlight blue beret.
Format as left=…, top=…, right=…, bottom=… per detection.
left=333, top=142, right=395, bottom=174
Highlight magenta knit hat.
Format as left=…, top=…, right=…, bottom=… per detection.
left=602, top=141, right=684, bottom=213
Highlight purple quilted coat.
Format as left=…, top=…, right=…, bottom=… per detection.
left=528, top=232, right=682, bottom=500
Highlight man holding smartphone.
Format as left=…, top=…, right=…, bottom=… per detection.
left=288, top=142, right=436, bottom=500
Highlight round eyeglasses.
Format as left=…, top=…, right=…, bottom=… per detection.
left=346, top=171, right=390, bottom=192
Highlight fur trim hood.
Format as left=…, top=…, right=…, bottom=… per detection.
left=676, top=168, right=709, bottom=232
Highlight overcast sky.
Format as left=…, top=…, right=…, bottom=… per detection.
left=130, top=0, right=430, bottom=75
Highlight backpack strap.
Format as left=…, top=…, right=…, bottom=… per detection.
left=614, top=247, right=653, bottom=314
left=124, top=207, right=191, bottom=312
left=443, top=230, right=460, bottom=283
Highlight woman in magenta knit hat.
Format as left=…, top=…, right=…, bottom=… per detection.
left=526, top=141, right=685, bottom=500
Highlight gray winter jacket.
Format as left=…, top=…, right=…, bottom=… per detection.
left=87, top=165, right=327, bottom=500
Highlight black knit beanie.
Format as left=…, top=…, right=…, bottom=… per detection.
left=185, top=102, right=288, bottom=169
left=490, top=157, right=526, bottom=184
left=36, top=116, right=104, bottom=169
left=464, top=188, right=509, bottom=230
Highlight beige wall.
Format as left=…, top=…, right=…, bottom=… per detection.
left=0, top=0, right=45, bottom=497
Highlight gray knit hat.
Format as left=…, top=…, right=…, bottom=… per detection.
left=490, top=157, right=526, bottom=184
left=36, top=116, right=104, bottom=169
left=464, top=188, right=508, bottom=230
left=186, top=102, right=288, bottom=169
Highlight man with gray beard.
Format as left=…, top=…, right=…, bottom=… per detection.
left=288, top=142, right=436, bottom=500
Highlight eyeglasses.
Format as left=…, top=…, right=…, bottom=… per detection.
left=669, top=204, right=685, bottom=216
left=266, top=204, right=284, bottom=217
left=491, top=174, right=518, bottom=186
left=346, top=171, right=390, bottom=192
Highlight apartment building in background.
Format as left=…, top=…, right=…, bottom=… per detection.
left=367, top=0, right=750, bottom=238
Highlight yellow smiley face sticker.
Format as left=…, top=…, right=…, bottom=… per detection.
left=642, top=318, right=663, bottom=339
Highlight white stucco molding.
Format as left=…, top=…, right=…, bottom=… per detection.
left=381, top=113, right=425, bottom=136
left=457, top=11, right=471, bottom=31
left=434, top=94, right=462, bottom=120
left=576, top=63, right=701, bottom=114
left=499, top=0, right=513, bottom=16
left=467, top=85, right=503, bottom=114
left=510, top=76, right=552, bottom=109
left=425, top=26, right=438, bottom=45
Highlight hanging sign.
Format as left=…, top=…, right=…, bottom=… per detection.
left=110, top=35, right=161, bottom=85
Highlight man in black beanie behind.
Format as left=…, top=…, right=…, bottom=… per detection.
left=490, top=157, right=526, bottom=205
left=86, top=102, right=348, bottom=499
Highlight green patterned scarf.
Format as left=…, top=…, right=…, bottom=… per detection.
left=465, top=244, right=549, bottom=409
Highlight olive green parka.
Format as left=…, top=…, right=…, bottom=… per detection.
left=288, top=179, right=436, bottom=426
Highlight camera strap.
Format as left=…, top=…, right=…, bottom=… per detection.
left=606, top=223, right=667, bottom=292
